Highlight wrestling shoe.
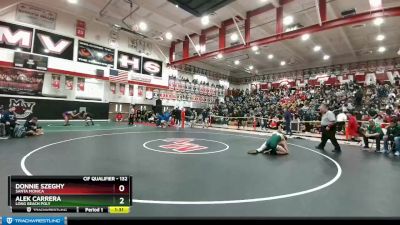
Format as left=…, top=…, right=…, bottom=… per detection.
left=315, top=146, right=324, bottom=151
left=262, top=150, right=272, bottom=155
left=247, top=150, right=260, bottom=154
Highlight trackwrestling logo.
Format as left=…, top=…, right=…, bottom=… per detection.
left=2, top=216, right=64, bottom=225
left=9, top=99, right=36, bottom=119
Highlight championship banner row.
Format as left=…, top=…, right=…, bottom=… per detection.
left=168, top=80, right=224, bottom=97
left=158, top=91, right=216, bottom=103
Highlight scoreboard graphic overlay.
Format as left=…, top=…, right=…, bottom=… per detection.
left=8, top=176, right=132, bottom=214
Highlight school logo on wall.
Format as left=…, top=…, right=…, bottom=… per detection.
left=9, top=99, right=36, bottom=119
left=0, top=21, right=34, bottom=52
left=117, top=51, right=163, bottom=78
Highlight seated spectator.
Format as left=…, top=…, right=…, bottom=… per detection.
left=115, top=112, right=123, bottom=124
left=336, top=110, right=347, bottom=133
left=361, top=119, right=384, bottom=152
left=0, top=107, right=17, bottom=138
left=383, top=117, right=400, bottom=154
left=160, top=111, right=171, bottom=128
left=24, top=117, right=44, bottom=136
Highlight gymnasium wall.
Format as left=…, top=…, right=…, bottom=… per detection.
left=0, top=96, right=108, bottom=120
left=0, top=2, right=175, bottom=106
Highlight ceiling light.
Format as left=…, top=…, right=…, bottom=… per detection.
left=301, top=33, right=310, bottom=41
left=43, top=49, right=49, bottom=53
left=139, top=22, right=147, bottom=31
left=313, top=45, right=321, bottom=52
left=283, top=16, right=294, bottom=25
left=230, top=33, right=238, bottom=41
left=323, top=55, right=330, bottom=60
left=195, top=44, right=201, bottom=51
left=268, top=54, right=274, bottom=59
left=378, top=46, right=386, bottom=53
left=234, top=60, right=240, bottom=65
left=255, top=51, right=260, bottom=55
left=165, top=32, right=173, bottom=40
left=67, top=0, right=78, bottom=4
left=217, top=53, right=223, bottom=59
left=249, top=65, right=254, bottom=70
left=280, top=61, right=286, bottom=66
left=369, top=0, right=382, bottom=9
left=175, top=4, right=179, bottom=8
left=200, top=45, right=206, bottom=53
left=373, top=17, right=384, bottom=26
left=16, top=48, right=22, bottom=52
left=201, top=15, right=209, bottom=25
left=252, top=46, right=259, bottom=51
left=376, top=34, right=385, bottom=41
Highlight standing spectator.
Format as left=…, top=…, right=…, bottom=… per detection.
left=315, top=104, right=341, bottom=152
left=0, top=105, right=5, bottom=137
left=128, top=113, right=135, bottom=126
left=0, top=106, right=17, bottom=138
left=345, top=111, right=359, bottom=141
left=354, top=86, right=363, bottom=111
left=136, top=108, right=141, bottom=122
left=190, top=109, right=197, bottom=128
left=201, top=109, right=209, bottom=128
left=284, top=108, right=293, bottom=135
left=361, top=119, right=384, bottom=152
left=175, top=107, right=182, bottom=126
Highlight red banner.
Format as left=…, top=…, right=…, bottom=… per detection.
left=119, top=83, right=125, bottom=95
left=138, top=86, right=143, bottom=97
left=129, top=85, right=134, bottom=96
left=51, top=74, right=60, bottom=89
left=76, top=20, right=86, bottom=38
left=110, top=83, right=116, bottom=94
left=65, top=76, right=73, bottom=90
left=77, top=78, right=85, bottom=91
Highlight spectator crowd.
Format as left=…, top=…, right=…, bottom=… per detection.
left=210, top=81, right=400, bottom=155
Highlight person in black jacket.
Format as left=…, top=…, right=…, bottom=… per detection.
left=0, top=107, right=17, bottom=137
left=175, top=107, right=182, bottom=126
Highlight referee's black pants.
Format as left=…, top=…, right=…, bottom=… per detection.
left=318, top=125, right=341, bottom=151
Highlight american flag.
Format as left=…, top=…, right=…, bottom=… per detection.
left=109, top=70, right=129, bottom=83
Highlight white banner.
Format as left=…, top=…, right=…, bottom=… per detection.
left=16, top=3, right=57, bottom=30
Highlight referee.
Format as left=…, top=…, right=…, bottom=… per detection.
left=316, top=104, right=341, bottom=153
